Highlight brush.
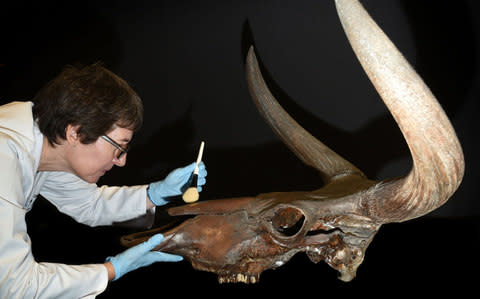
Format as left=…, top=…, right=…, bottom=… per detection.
left=182, top=141, right=205, bottom=203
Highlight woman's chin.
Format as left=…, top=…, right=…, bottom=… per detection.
left=83, top=171, right=105, bottom=184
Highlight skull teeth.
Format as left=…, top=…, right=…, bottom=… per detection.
left=217, top=273, right=259, bottom=284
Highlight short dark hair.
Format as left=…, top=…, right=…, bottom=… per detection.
left=32, top=63, right=143, bottom=146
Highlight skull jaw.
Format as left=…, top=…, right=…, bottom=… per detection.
left=179, top=235, right=303, bottom=284
left=153, top=212, right=300, bottom=284
left=182, top=228, right=379, bottom=284
left=121, top=195, right=382, bottom=284
left=152, top=217, right=378, bottom=284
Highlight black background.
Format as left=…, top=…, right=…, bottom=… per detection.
left=1, top=0, right=479, bottom=297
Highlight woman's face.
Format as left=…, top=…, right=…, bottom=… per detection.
left=68, top=126, right=133, bottom=183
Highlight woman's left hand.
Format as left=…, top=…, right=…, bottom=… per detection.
left=147, top=162, right=207, bottom=206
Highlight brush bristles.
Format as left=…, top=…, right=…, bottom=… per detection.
left=182, top=187, right=199, bottom=203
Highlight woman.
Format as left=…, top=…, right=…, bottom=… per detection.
left=0, top=64, right=207, bottom=298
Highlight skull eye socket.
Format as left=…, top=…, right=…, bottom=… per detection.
left=271, top=207, right=305, bottom=237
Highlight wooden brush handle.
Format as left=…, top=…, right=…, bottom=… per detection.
left=194, top=141, right=205, bottom=175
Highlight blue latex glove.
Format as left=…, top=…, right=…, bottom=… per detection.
left=106, top=234, right=183, bottom=281
left=148, top=162, right=207, bottom=206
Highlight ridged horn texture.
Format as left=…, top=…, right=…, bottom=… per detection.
left=336, top=0, right=464, bottom=223
left=246, top=0, right=464, bottom=224
left=246, top=48, right=364, bottom=182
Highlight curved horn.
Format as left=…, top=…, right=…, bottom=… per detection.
left=246, top=47, right=365, bottom=182
left=335, top=0, right=464, bottom=222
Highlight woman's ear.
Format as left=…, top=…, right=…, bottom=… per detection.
left=65, top=124, right=81, bottom=145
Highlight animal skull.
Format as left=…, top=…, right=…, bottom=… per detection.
left=122, top=0, right=464, bottom=283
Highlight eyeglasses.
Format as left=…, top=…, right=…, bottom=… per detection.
left=101, top=135, right=129, bottom=160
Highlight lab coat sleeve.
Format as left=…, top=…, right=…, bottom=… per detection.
left=0, top=190, right=109, bottom=299
left=40, top=171, right=150, bottom=227
left=0, top=137, right=108, bottom=298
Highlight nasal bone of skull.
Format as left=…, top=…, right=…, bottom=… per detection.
left=154, top=211, right=254, bottom=264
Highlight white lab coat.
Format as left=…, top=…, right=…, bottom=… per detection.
left=0, top=101, right=152, bottom=298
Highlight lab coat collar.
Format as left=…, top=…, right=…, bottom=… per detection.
left=0, top=101, right=35, bottom=144
left=0, top=101, right=43, bottom=210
